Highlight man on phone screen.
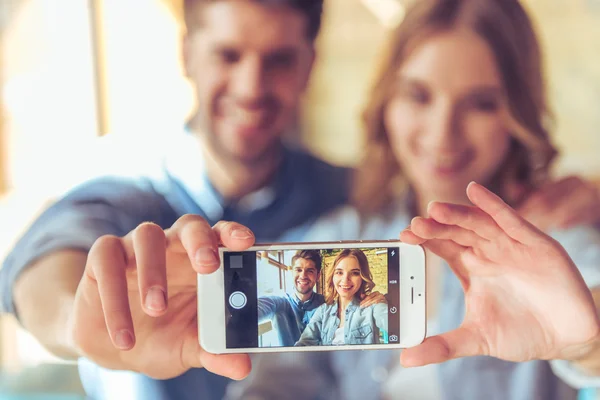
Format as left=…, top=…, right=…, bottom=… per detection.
left=258, top=250, right=325, bottom=346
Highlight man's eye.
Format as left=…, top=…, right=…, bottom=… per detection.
left=217, top=50, right=240, bottom=64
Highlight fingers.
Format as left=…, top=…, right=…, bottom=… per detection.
left=410, top=216, right=488, bottom=248
left=130, top=223, right=168, bottom=317
left=213, top=220, right=255, bottom=250
left=401, top=227, right=470, bottom=286
left=422, top=239, right=471, bottom=288
left=166, top=215, right=256, bottom=275
left=400, top=325, right=485, bottom=367
left=87, top=235, right=135, bottom=350
left=466, top=182, right=541, bottom=245
left=426, top=202, right=503, bottom=242
left=166, top=214, right=219, bottom=274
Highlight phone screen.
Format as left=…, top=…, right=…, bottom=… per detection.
left=222, top=246, right=400, bottom=349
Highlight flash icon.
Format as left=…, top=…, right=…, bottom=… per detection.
left=391, top=250, right=395, bottom=256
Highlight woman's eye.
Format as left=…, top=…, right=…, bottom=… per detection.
left=473, top=99, right=499, bottom=112
left=397, top=82, right=430, bottom=105
left=408, top=88, right=429, bottom=104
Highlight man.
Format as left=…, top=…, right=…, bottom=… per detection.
left=258, top=250, right=325, bottom=346
left=0, top=1, right=346, bottom=399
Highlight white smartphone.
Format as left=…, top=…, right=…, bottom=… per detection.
left=198, top=240, right=426, bottom=354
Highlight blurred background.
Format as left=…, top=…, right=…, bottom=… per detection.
left=0, top=0, right=599, bottom=397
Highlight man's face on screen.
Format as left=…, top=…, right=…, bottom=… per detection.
left=292, top=258, right=319, bottom=295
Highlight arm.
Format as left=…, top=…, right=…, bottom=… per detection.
left=13, top=250, right=86, bottom=359
left=257, top=296, right=287, bottom=323
left=0, top=177, right=164, bottom=359
left=566, top=288, right=600, bottom=373
left=294, top=305, right=325, bottom=346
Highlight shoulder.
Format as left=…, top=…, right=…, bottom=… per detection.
left=42, top=132, right=169, bottom=198
left=287, top=148, right=352, bottom=183
left=285, top=148, right=352, bottom=202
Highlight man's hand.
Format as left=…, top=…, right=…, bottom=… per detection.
left=70, top=215, right=255, bottom=380
left=518, top=176, right=600, bottom=231
left=359, top=291, right=387, bottom=308
left=399, top=182, right=600, bottom=367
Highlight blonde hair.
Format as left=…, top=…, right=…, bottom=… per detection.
left=353, top=0, right=558, bottom=213
left=324, top=249, right=375, bottom=305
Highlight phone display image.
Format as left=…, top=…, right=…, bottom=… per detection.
left=221, top=246, right=400, bottom=350
left=198, top=241, right=426, bottom=354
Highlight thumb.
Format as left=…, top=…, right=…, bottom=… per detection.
left=182, top=335, right=252, bottom=380
left=400, top=326, right=485, bottom=367
left=199, top=350, right=252, bottom=381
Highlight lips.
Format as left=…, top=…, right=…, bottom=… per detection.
left=421, top=152, right=472, bottom=176
left=337, top=285, right=354, bottom=293
left=223, top=105, right=277, bottom=138
left=296, top=279, right=310, bottom=288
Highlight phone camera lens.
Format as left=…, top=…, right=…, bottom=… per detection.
left=410, top=276, right=414, bottom=280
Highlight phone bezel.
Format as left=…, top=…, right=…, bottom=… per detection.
left=198, top=240, right=426, bottom=354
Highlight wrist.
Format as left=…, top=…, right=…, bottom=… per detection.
left=558, top=334, right=600, bottom=375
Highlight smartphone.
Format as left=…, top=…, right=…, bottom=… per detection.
left=198, top=240, right=426, bottom=354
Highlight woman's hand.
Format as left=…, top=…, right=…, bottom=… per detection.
left=399, top=182, right=600, bottom=367
left=517, top=176, right=600, bottom=231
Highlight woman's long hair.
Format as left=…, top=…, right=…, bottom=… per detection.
left=324, top=249, right=376, bottom=305
left=352, top=0, right=557, bottom=213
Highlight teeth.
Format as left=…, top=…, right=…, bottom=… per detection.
left=231, top=108, right=264, bottom=126
left=429, top=155, right=464, bottom=169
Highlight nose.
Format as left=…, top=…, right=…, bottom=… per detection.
left=422, top=100, right=460, bottom=150
left=230, top=56, right=268, bottom=107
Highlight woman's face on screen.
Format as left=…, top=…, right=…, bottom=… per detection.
left=333, top=256, right=363, bottom=300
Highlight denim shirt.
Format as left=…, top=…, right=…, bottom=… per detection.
left=226, top=202, right=600, bottom=400
left=258, top=292, right=325, bottom=346
left=295, top=297, right=388, bottom=346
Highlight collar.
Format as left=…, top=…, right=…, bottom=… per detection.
left=289, top=291, right=317, bottom=307
left=162, top=127, right=283, bottom=220
left=329, top=297, right=361, bottom=316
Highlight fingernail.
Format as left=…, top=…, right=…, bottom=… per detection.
left=232, top=228, right=253, bottom=239
left=427, top=201, right=435, bottom=213
left=145, top=287, right=166, bottom=311
left=195, top=247, right=218, bottom=266
left=115, top=330, right=134, bottom=349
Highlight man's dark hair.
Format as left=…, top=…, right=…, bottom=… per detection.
left=291, top=250, right=323, bottom=273
left=183, top=0, right=324, bottom=40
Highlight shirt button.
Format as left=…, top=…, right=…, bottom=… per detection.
left=371, top=366, right=389, bottom=383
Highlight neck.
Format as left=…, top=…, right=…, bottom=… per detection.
left=338, top=296, right=352, bottom=313
left=188, top=118, right=282, bottom=201
left=296, top=291, right=313, bottom=302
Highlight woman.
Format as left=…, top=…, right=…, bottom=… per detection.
left=295, top=249, right=388, bottom=346
left=227, top=0, right=600, bottom=399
